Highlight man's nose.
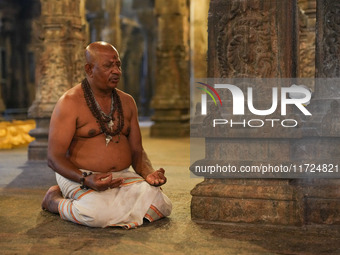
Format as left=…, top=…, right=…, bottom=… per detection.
left=112, top=66, right=121, bottom=74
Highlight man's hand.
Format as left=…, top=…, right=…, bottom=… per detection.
left=85, top=173, right=124, bottom=191
left=145, top=168, right=167, bottom=186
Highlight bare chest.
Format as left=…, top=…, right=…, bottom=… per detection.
left=74, top=110, right=131, bottom=139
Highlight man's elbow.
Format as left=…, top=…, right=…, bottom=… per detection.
left=47, top=152, right=60, bottom=171
left=47, top=156, right=56, bottom=170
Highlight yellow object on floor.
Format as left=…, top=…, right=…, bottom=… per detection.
left=0, top=120, right=36, bottom=149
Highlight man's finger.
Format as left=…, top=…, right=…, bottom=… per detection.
left=158, top=168, right=165, bottom=174
left=98, top=173, right=112, bottom=182
left=109, top=178, right=121, bottom=187
left=111, top=177, right=123, bottom=182
left=157, top=171, right=166, bottom=181
left=147, top=176, right=154, bottom=185
left=146, top=175, right=155, bottom=185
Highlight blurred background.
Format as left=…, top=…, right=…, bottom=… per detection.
left=0, top=0, right=315, bottom=151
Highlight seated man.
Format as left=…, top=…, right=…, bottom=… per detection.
left=41, top=41, right=172, bottom=229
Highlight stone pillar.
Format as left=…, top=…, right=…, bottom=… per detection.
left=133, top=0, right=157, bottom=116
left=119, top=18, right=144, bottom=109
left=0, top=1, right=16, bottom=120
left=191, top=0, right=340, bottom=226
left=102, top=0, right=122, bottom=91
left=0, top=0, right=41, bottom=119
left=150, top=0, right=190, bottom=137
left=316, top=0, right=340, bottom=78
left=28, top=0, right=85, bottom=160
left=190, top=0, right=307, bottom=226
left=80, top=0, right=89, bottom=45
left=298, top=0, right=316, bottom=79
left=295, top=0, right=340, bottom=225
left=85, top=0, right=121, bottom=49
left=101, top=0, right=122, bottom=51
left=190, top=0, right=209, bottom=79
left=0, top=32, right=4, bottom=118
left=85, top=0, right=122, bottom=89
left=0, top=91, right=4, bottom=120
left=85, top=0, right=104, bottom=42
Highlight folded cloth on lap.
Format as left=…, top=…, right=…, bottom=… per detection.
left=56, top=168, right=172, bottom=229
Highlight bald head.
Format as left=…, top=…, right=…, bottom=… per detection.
left=84, top=41, right=122, bottom=84
left=85, top=41, right=119, bottom=66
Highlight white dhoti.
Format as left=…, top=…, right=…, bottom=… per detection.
left=56, top=168, right=172, bottom=229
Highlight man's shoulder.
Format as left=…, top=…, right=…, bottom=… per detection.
left=51, top=84, right=83, bottom=119
left=55, top=84, right=83, bottom=110
left=59, top=84, right=83, bottom=102
left=116, top=89, right=132, bottom=98
left=116, top=89, right=135, bottom=104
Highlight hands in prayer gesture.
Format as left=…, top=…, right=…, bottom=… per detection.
left=84, top=168, right=166, bottom=191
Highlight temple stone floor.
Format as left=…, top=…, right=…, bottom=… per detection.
left=1, top=127, right=340, bottom=255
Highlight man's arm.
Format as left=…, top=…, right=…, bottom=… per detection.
left=48, top=91, right=122, bottom=191
left=127, top=95, right=166, bottom=186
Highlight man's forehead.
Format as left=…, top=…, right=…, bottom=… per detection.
left=85, top=42, right=120, bottom=63
left=95, top=49, right=120, bottom=61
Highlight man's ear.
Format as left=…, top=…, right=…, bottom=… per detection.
left=85, top=63, right=93, bottom=77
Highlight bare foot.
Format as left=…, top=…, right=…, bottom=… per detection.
left=41, top=185, right=63, bottom=214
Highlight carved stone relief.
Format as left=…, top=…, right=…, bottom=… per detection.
left=299, top=33, right=315, bottom=78
left=321, top=1, right=340, bottom=77
left=298, top=0, right=316, bottom=78
left=216, top=2, right=277, bottom=78
left=38, top=45, right=69, bottom=104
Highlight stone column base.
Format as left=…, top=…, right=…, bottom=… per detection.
left=150, top=122, right=189, bottom=137
left=28, top=118, right=49, bottom=161
left=28, top=140, right=48, bottom=161
left=150, top=107, right=190, bottom=137
left=191, top=179, right=340, bottom=226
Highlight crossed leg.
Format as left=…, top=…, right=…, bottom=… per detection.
left=41, top=185, right=63, bottom=213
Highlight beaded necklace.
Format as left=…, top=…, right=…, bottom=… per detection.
left=81, top=78, right=124, bottom=146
